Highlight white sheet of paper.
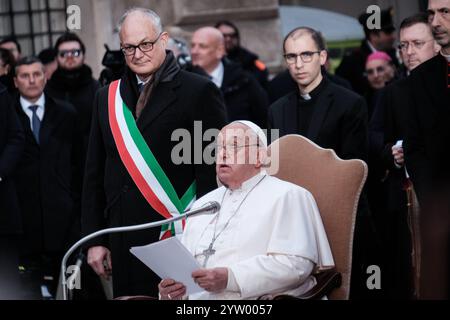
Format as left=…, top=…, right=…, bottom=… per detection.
left=130, top=237, right=204, bottom=295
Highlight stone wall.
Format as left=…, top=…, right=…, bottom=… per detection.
left=70, top=0, right=283, bottom=77
left=58, top=0, right=422, bottom=77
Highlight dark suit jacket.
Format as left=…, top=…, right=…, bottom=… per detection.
left=404, top=54, right=450, bottom=299
left=375, top=78, right=411, bottom=170
left=13, top=94, right=82, bottom=254
left=46, top=65, right=100, bottom=157
left=227, top=46, right=269, bottom=89
left=0, top=86, right=24, bottom=235
left=81, top=66, right=227, bottom=297
left=221, top=59, right=269, bottom=129
left=404, top=55, right=450, bottom=203
left=368, top=78, right=414, bottom=298
left=46, top=65, right=100, bottom=138
left=269, top=78, right=368, bottom=162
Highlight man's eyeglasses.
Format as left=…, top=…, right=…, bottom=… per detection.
left=58, top=49, right=82, bottom=58
left=365, top=66, right=386, bottom=77
left=284, top=51, right=321, bottom=64
left=398, top=39, right=434, bottom=52
left=121, top=33, right=162, bottom=56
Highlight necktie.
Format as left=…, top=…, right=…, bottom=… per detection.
left=29, top=105, right=41, bottom=144
left=138, top=83, right=144, bottom=94
left=136, top=79, right=155, bottom=119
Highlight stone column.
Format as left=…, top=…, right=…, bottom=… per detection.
left=69, top=0, right=121, bottom=77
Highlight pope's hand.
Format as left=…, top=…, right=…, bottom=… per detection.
left=192, top=268, right=228, bottom=293
left=159, top=279, right=186, bottom=300
left=87, top=246, right=112, bottom=280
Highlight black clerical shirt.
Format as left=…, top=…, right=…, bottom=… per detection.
left=297, top=78, right=328, bottom=136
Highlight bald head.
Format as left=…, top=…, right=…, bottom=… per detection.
left=118, top=8, right=162, bottom=35
left=191, top=27, right=226, bottom=74
left=195, top=27, right=224, bottom=45
left=283, top=26, right=326, bottom=53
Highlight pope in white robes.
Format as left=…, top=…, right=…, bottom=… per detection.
left=159, top=121, right=334, bottom=300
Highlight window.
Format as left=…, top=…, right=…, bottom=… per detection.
left=0, top=0, right=68, bottom=55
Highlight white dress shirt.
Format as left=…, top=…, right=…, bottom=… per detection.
left=209, top=62, right=224, bottom=89
left=136, top=75, right=152, bottom=86
left=20, top=94, right=45, bottom=129
left=367, top=40, right=378, bottom=53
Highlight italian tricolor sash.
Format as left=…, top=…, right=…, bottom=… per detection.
left=108, top=80, right=196, bottom=240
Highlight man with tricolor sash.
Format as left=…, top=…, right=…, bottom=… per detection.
left=81, top=8, right=227, bottom=298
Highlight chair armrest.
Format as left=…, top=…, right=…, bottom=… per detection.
left=259, top=269, right=342, bottom=300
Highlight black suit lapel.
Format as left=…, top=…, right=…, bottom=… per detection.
left=16, top=97, right=46, bottom=147
left=422, top=56, right=447, bottom=113
left=221, top=63, right=232, bottom=91
left=137, top=77, right=180, bottom=132
left=410, top=56, right=447, bottom=132
left=282, top=93, right=298, bottom=136
left=14, top=99, right=39, bottom=146
left=221, top=59, right=243, bottom=94
left=306, top=83, right=333, bottom=142
left=40, top=96, right=64, bottom=147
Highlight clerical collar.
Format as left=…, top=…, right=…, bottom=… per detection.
left=229, top=171, right=267, bottom=193
left=440, top=50, right=450, bottom=62
left=301, top=93, right=312, bottom=101
left=299, top=77, right=328, bottom=102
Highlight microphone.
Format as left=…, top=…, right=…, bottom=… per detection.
left=60, top=201, right=220, bottom=300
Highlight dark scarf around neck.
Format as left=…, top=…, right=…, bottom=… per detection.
left=134, top=51, right=180, bottom=118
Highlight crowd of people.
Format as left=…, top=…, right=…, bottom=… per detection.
left=0, top=0, right=449, bottom=300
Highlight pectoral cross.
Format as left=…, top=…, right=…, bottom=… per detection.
left=202, top=243, right=216, bottom=268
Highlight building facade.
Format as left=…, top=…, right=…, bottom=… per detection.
left=0, top=0, right=423, bottom=77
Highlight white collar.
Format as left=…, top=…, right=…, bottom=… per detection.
left=229, top=171, right=267, bottom=193
left=136, top=75, right=152, bottom=86
left=301, top=93, right=312, bottom=101
left=209, top=62, right=224, bottom=88
left=20, top=94, right=45, bottom=112
left=440, top=50, right=450, bottom=62
left=367, top=40, right=378, bottom=53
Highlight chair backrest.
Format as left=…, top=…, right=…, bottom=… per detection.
left=266, top=135, right=368, bottom=300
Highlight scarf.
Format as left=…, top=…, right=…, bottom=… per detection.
left=135, top=51, right=181, bottom=119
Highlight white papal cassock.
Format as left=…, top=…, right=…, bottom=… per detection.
left=181, top=171, right=335, bottom=300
